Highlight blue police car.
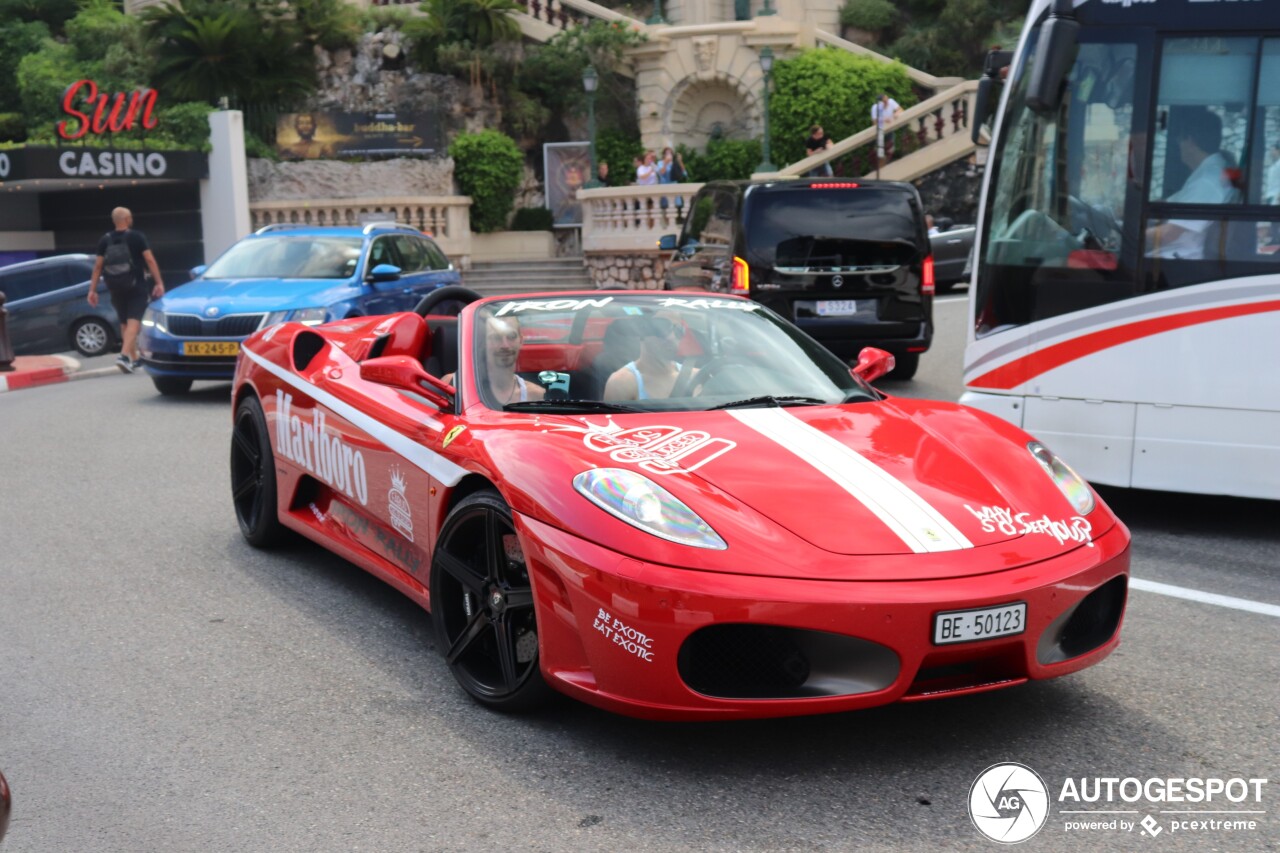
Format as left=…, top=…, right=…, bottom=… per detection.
left=139, top=223, right=461, bottom=395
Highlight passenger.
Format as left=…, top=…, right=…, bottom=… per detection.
left=444, top=315, right=544, bottom=405
left=604, top=313, right=690, bottom=400
left=1146, top=106, right=1241, bottom=259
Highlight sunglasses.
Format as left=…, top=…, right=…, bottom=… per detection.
left=647, top=318, right=683, bottom=339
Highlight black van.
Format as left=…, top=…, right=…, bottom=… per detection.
left=659, top=179, right=933, bottom=379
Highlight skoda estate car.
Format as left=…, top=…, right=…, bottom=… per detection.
left=661, top=179, right=934, bottom=380
left=139, top=223, right=461, bottom=395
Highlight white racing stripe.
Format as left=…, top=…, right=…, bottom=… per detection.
left=242, top=345, right=468, bottom=487
left=727, top=408, right=972, bottom=553
left=1130, top=578, right=1280, bottom=618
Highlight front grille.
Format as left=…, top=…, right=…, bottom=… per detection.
left=167, top=313, right=265, bottom=338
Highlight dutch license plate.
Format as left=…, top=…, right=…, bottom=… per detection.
left=816, top=299, right=873, bottom=317
left=182, top=341, right=239, bottom=356
left=933, top=602, right=1027, bottom=645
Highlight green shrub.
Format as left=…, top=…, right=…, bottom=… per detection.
left=768, top=48, right=915, bottom=167
left=840, top=0, right=898, bottom=32
left=151, top=101, right=215, bottom=150
left=510, top=207, right=554, bottom=231
left=680, top=136, right=762, bottom=182
left=448, top=129, right=524, bottom=233
left=595, top=128, right=643, bottom=186
left=244, top=130, right=277, bottom=160
left=0, top=112, right=25, bottom=142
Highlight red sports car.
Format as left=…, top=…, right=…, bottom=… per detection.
left=229, top=287, right=1130, bottom=720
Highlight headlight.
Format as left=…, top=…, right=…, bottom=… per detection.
left=290, top=307, right=328, bottom=326
left=1028, top=441, right=1095, bottom=515
left=141, top=306, right=167, bottom=334
left=573, top=468, right=727, bottom=550
left=262, top=311, right=290, bottom=328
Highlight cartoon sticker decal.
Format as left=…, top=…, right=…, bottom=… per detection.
left=550, top=417, right=735, bottom=475
left=964, top=505, right=1094, bottom=548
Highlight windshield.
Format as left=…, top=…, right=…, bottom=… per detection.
left=977, top=30, right=1144, bottom=335
left=744, top=187, right=925, bottom=271
left=204, top=236, right=363, bottom=279
left=467, top=294, right=879, bottom=412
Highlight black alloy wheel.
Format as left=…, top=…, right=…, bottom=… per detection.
left=230, top=394, right=285, bottom=547
left=430, top=490, right=551, bottom=711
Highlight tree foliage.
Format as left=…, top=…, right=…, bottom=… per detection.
left=517, top=20, right=645, bottom=134
left=843, top=0, right=1032, bottom=78
left=768, top=48, right=915, bottom=167
left=0, top=0, right=77, bottom=36
left=0, top=19, right=49, bottom=114
left=140, top=1, right=317, bottom=105
left=678, top=137, right=762, bottom=182
left=449, top=130, right=524, bottom=233
left=595, top=128, right=644, bottom=186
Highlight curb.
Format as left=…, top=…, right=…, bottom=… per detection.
left=0, top=354, right=111, bottom=394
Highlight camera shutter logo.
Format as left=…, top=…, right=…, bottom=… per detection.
left=969, top=763, right=1050, bottom=843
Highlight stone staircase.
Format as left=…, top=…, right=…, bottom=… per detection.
left=460, top=258, right=595, bottom=296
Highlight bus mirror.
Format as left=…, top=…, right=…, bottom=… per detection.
left=972, top=49, right=1013, bottom=144
left=1026, top=0, right=1079, bottom=114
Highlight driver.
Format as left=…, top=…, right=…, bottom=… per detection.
left=444, top=315, right=544, bottom=405
left=603, top=313, right=689, bottom=401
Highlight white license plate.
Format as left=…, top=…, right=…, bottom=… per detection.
left=816, top=299, right=874, bottom=317
left=933, top=602, right=1027, bottom=645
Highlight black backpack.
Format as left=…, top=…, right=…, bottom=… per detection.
left=103, top=231, right=137, bottom=289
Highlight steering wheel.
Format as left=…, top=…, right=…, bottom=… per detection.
left=414, top=285, right=484, bottom=317
left=672, top=355, right=744, bottom=397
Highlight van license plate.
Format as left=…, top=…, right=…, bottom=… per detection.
left=816, top=299, right=873, bottom=317
left=933, top=602, right=1026, bottom=645
left=182, top=341, right=239, bottom=356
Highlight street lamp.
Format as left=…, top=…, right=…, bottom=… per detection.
left=757, top=0, right=776, bottom=16
left=756, top=46, right=777, bottom=173
left=647, top=0, right=668, bottom=25
left=583, top=66, right=602, bottom=188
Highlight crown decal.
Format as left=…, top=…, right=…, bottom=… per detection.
left=390, top=468, right=407, bottom=493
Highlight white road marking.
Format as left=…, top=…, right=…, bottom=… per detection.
left=1130, top=578, right=1280, bottom=618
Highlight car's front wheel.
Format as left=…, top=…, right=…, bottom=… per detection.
left=231, top=394, right=285, bottom=547
left=430, top=489, right=551, bottom=711
left=71, top=317, right=114, bottom=357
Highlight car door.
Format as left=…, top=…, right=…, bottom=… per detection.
left=664, top=187, right=734, bottom=291
left=1, top=264, right=65, bottom=353
left=389, top=235, right=441, bottom=309
left=359, top=236, right=407, bottom=316
left=420, top=237, right=461, bottom=290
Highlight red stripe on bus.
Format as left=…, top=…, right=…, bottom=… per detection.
left=968, top=299, right=1280, bottom=390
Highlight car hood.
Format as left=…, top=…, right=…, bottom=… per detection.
left=506, top=400, right=1111, bottom=577
left=156, top=278, right=354, bottom=315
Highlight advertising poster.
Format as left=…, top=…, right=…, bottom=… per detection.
left=276, top=112, right=440, bottom=160
left=543, top=141, right=591, bottom=228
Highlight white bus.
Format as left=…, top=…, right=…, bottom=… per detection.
left=961, top=0, right=1280, bottom=500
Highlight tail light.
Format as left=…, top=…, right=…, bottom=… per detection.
left=922, top=255, right=936, bottom=295
left=731, top=256, right=749, bottom=293
left=808, top=182, right=860, bottom=189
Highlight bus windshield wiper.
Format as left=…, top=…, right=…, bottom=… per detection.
left=707, top=395, right=828, bottom=410
left=504, top=399, right=645, bottom=414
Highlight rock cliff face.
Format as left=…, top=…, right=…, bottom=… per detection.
left=914, top=157, right=982, bottom=224
left=247, top=158, right=456, bottom=202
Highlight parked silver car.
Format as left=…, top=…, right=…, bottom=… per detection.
left=929, top=220, right=976, bottom=294
left=0, top=254, right=120, bottom=356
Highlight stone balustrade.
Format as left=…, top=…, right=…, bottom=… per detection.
left=249, top=196, right=473, bottom=268
left=579, top=183, right=702, bottom=288
left=766, top=79, right=980, bottom=183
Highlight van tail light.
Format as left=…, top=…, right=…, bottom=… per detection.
left=922, top=255, right=936, bottom=295
left=731, top=256, right=749, bottom=292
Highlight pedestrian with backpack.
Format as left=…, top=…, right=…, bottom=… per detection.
left=87, top=207, right=165, bottom=373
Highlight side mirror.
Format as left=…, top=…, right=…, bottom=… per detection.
left=972, top=49, right=1013, bottom=144
left=658, top=234, right=678, bottom=251
left=1026, top=0, right=1079, bottom=114
left=359, top=355, right=453, bottom=409
left=851, top=347, right=895, bottom=384
left=189, top=264, right=208, bottom=279
left=368, top=263, right=402, bottom=283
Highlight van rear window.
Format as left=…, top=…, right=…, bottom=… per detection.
left=744, top=188, right=924, bottom=270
